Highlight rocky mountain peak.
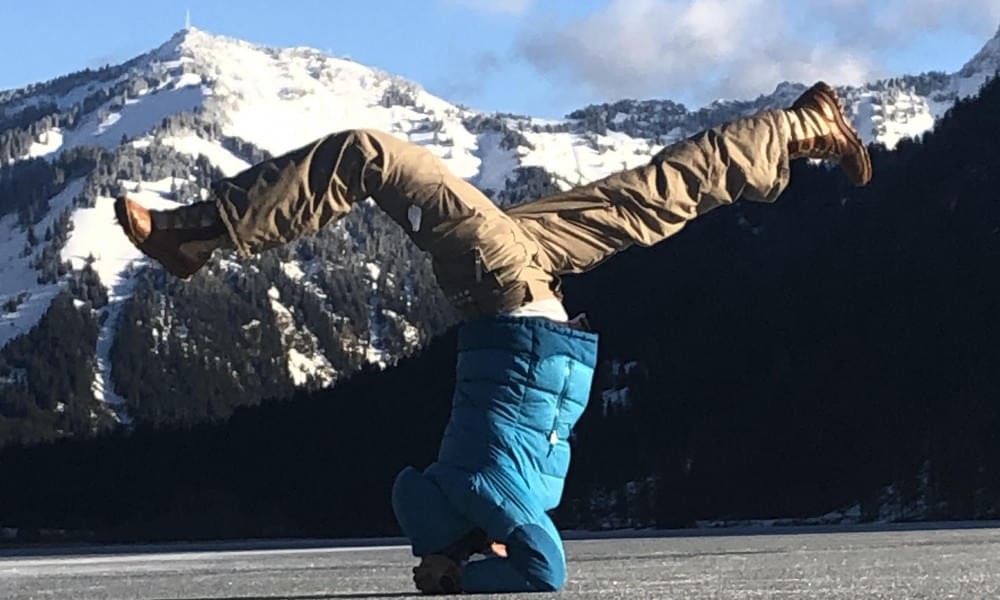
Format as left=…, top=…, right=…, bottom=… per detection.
left=959, top=24, right=1000, bottom=79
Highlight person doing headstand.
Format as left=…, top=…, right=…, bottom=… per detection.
left=115, top=82, right=871, bottom=594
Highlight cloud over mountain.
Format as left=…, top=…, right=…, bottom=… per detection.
left=516, top=0, right=1000, bottom=105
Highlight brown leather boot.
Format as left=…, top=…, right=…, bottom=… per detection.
left=114, top=196, right=228, bottom=279
left=786, top=81, right=872, bottom=186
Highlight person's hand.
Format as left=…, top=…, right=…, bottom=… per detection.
left=488, top=542, right=508, bottom=558
left=412, top=554, right=463, bottom=594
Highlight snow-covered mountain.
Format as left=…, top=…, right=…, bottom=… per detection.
left=1, top=25, right=999, bottom=433
left=566, top=25, right=1000, bottom=153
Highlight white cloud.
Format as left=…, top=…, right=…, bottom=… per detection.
left=516, top=0, right=1000, bottom=105
left=804, top=0, right=1000, bottom=45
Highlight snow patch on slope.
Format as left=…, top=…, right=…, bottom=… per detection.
left=60, top=183, right=202, bottom=423
left=62, top=192, right=171, bottom=298
left=954, top=25, right=1000, bottom=101
left=519, top=129, right=652, bottom=190
left=0, top=179, right=85, bottom=347
left=45, top=83, right=207, bottom=157
left=161, top=134, right=250, bottom=176
left=176, top=29, right=419, bottom=155
left=266, top=286, right=336, bottom=387
left=1, top=70, right=133, bottom=118
left=162, top=28, right=490, bottom=182
left=26, top=128, right=65, bottom=159
left=845, top=88, right=938, bottom=149
left=470, top=130, right=517, bottom=192
left=281, top=259, right=328, bottom=302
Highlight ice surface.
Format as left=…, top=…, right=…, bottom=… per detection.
left=3, top=526, right=1000, bottom=599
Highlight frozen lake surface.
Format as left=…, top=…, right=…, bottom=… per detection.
left=3, top=525, right=1000, bottom=599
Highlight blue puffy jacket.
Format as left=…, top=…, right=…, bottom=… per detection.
left=393, top=315, right=598, bottom=593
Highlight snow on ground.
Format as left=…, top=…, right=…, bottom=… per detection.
left=160, top=28, right=490, bottom=181
left=0, top=284, right=62, bottom=350
left=865, top=89, right=937, bottom=150
left=469, top=130, right=517, bottom=192
left=954, top=27, right=1000, bottom=101
left=0, top=179, right=85, bottom=348
left=160, top=135, right=250, bottom=176
left=519, top=129, right=653, bottom=189
left=954, top=71, right=992, bottom=101
left=280, top=259, right=328, bottom=302
left=62, top=185, right=189, bottom=291
left=877, top=107, right=936, bottom=150
left=60, top=185, right=195, bottom=423
left=26, top=128, right=65, bottom=159
left=383, top=309, right=420, bottom=346
left=280, top=260, right=306, bottom=282
left=91, top=293, right=134, bottom=425
left=364, top=342, right=388, bottom=367
left=286, top=346, right=335, bottom=387
left=0, top=176, right=138, bottom=419
left=0, top=71, right=130, bottom=121
left=34, top=83, right=207, bottom=159
left=436, top=117, right=483, bottom=180
left=267, top=286, right=336, bottom=387
left=175, top=29, right=416, bottom=156
left=364, top=303, right=389, bottom=368
left=364, top=262, right=381, bottom=287
left=850, top=96, right=878, bottom=146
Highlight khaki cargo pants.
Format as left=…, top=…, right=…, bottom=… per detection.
left=214, top=112, right=792, bottom=320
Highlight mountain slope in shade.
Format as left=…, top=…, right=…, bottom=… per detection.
left=1, top=24, right=999, bottom=436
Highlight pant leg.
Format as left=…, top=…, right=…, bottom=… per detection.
left=462, top=519, right=566, bottom=593
left=213, top=129, right=558, bottom=318
left=505, top=110, right=792, bottom=275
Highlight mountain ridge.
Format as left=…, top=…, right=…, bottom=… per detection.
left=1, top=24, right=999, bottom=443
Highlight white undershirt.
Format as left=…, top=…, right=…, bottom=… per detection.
left=505, top=298, right=570, bottom=322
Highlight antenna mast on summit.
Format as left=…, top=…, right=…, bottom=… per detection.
left=185, top=9, right=192, bottom=30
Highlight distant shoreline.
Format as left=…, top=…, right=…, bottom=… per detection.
left=4, top=519, right=1000, bottom=558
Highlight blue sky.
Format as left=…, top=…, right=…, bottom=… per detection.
left=2, top=0, right=998, bottom=118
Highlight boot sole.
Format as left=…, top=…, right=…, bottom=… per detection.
left=113, top=196, right=142, bottom=247
left=114, top=197, right=198, bottom=280
left=814, top=84, right=872, bottom=186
